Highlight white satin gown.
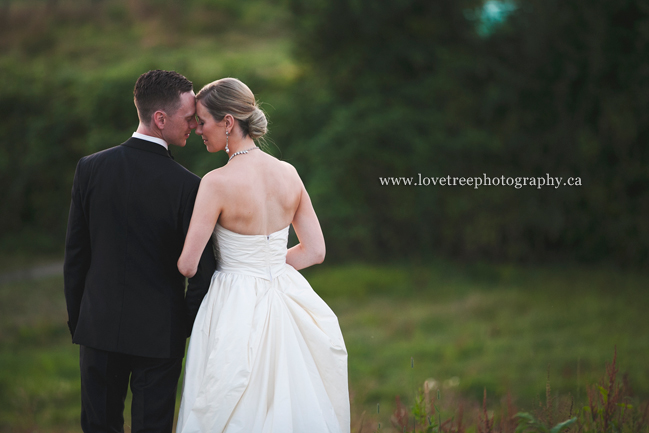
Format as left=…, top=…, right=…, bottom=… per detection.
left=176, top=224, right=350, bottom=433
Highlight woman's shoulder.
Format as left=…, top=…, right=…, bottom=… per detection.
left=200, top=166, right=230, bottom=189
left=254, top=151, right=302, bottom=181
left=278, top=159, right=299, bottom=175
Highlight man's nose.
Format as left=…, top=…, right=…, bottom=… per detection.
left=189, top=118, right=198, bottom=129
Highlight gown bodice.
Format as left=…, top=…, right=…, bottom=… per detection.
left=213, top=224, right=290, bottom=281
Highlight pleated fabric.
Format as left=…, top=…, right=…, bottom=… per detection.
left=176, top=224, right=350, bottom=433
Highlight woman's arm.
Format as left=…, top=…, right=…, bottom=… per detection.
left=286, top=184, right=326, bottom=270
left=178, top=174, right=222, bottom=278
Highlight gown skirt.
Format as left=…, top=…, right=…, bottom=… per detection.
left=176, top=224, right=350, bottom=433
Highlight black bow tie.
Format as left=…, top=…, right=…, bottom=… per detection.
left=167, top=148, right=174, bottom=160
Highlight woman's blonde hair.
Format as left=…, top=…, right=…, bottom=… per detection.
left=196, top=78, right=268, bottom=140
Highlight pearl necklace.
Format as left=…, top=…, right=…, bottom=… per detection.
left=228, top=146, right=259, bottom=162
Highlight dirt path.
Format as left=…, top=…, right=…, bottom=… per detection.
left=0, top=261, right=64, bottom=284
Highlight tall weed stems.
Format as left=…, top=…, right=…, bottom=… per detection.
left=380, top=350, right=648, bottom=433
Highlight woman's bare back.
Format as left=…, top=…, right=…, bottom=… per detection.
left=178, top=77, right=325, bottom=277
left=209, top=150, right=302, bottom=236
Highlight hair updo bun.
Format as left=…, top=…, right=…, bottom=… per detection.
left=196, top=78, right=268, bottom=141
left=246, top=107, right=268, bottom=140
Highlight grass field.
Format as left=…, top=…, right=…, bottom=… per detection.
left=1, top=260, right=647, bottom=432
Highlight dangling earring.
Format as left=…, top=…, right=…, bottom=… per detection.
left=225, top=130, right=229, bottom=153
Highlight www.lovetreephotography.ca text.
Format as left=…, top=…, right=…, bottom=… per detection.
left=379, top=173, right=582, bottom=189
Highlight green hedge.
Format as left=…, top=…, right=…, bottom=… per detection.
left=1, top=0, right=647, bottom=266
left=273, top=0, right=649, bottom=265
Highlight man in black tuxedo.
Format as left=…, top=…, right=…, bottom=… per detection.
left=64, top=70, right=216, bottom=432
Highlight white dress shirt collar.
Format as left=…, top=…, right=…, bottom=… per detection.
left=132, top=132, right=168, bottom=150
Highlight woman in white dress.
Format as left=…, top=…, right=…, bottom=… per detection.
left=175, top=78, right=350, bottom=433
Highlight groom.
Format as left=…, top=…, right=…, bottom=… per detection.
left=64, top=70, right=216, bottom=432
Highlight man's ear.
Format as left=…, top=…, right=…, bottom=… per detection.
left=153, top=110, right=166, bottom=130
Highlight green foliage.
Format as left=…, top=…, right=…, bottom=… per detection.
left=279, top=0, right=649, bottom=265
left=1, top=0, right=648, bottom=264
left=476, top=0, right=649, bottom=266
left=0, top=0, right=293, bottom=253
left=0, top=65, right=89, bottom=251
left=379, top=350, right=649, bottom=433
left=578, top=350, right=649, bottom=433
left=279, top=0, right=485, bottom=261
left=514, top=413, right=577, bottom=433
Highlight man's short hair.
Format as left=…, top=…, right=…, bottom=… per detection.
left=133, top=70, right=193, bottom=124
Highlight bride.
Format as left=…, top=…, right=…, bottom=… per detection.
left=175, top=78, right=350, bottom=433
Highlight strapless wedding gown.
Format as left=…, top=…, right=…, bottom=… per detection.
left=176, top=224, right=350, bottom=433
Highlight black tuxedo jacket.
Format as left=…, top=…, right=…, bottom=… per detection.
left=64, top=137, right=216, bottom=359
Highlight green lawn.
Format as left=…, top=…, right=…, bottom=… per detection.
left=1, top=261, right=648, bottom=432
left=307, top=263, right=649, bottom=429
